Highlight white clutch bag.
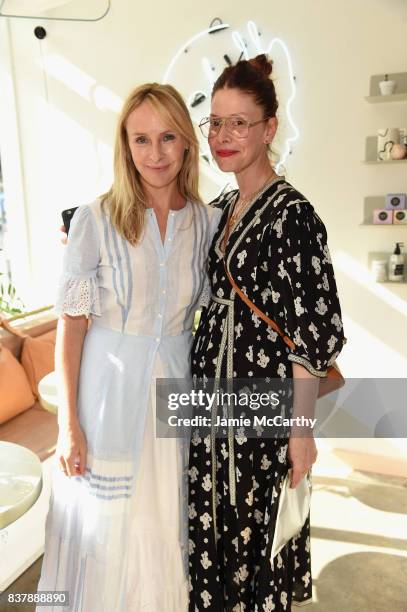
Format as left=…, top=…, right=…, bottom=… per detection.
left=270, top=470, right=312, bottom=565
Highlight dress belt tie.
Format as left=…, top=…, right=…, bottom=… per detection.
left=210, top=294, right=236, bottom=540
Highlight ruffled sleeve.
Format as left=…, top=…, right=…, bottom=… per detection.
left=55, top=205, right=101, bottom=318
left=269, top=200, right=346, bottom=377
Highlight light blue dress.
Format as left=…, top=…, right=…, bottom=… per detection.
left=36, top=199, right=221, bottom=611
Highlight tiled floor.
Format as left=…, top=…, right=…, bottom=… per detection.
left=2, top=447, right=406, bottom=611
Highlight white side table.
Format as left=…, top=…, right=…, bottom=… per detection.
left=0, top=442, right=43, bottom=530
left=38, top=371, right=58, bottom=414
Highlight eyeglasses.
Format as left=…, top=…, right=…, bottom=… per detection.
left=199, top=116, right=270, bottom=139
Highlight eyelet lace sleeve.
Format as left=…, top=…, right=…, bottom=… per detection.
left=55, top=205, right=101, bottom=318
left=55, top=274, right=101, bottom=317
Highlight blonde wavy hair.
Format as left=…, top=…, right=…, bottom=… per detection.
left=101, top=83, right=201, bottom=244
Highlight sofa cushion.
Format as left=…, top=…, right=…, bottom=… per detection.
left=0, top=346, right=35, bottom=425
left=0, top=401, right=58, bottom=461
left=0, top=314, right=57, bottom=360
left=21, top=330, right=56, bottom=398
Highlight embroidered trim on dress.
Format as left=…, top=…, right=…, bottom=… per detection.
left=288, top=354, right=328, bottom=377
left=225, top=183, right=292, bottom=278
left=292, top=598, right=314, bottom=607
left=215, top=178, right=287, bottom=262
left=210, top=295, right=230, bottom=539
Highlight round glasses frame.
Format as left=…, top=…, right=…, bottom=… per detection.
left=199, top=116, right=270, bottom=139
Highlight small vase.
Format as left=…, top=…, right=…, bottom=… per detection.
left=379, top=79, right=396, bottom=96
left=377, top=128, right=400, bottom=161
left=390, top=144, right=407, bottom=160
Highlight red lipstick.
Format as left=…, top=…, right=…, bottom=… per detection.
left=216, top=150, right=238, bottom=158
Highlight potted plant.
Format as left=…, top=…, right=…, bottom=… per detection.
left=0, top=272, right=25, bottom=316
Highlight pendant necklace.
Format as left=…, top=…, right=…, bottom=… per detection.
left=222, top=173, right=279, bottom=252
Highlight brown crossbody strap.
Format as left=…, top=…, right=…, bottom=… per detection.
left=223, top=262, right=296, bottom=352
left=221, top=188, right=296, bottom=352
left=220, top=194, right=346, bottom=397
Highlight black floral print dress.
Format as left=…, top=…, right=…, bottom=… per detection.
left=188, top=177, right=346, bottom=611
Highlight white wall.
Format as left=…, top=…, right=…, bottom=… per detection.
left=1, top=0, right=406, bottom=384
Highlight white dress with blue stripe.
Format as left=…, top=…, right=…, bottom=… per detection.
left=36, top=198, right=221, bottom=611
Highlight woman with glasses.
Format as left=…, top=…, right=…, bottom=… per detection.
left=188, top=54, right=346, bottom=611
left=37, top=83, right=221, bottom=611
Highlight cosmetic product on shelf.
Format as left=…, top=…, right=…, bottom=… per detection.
left=388, top=242, right=405, bottom=282
left=371, top=259, right=388, bottom=282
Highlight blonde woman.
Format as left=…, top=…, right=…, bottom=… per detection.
left=36, top=84, right=221, bottom=611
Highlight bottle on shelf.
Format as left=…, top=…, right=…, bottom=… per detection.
left=388, top=242, right=405, bottom=282
left=371, top=259, right=387, bottom=282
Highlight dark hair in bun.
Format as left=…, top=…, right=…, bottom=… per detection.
left=212, top=53, right=278, bottom=119
left=248, top=54, right=273, bottom=78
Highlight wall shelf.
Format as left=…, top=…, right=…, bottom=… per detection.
left=363, top=159, right=407, bottom=165
left=379, top=281, right=407, bottom=285
left=360, top=223, right=407, bottom=227
left=364, top=136, right=407, bottom=164
left=365, top=93, right=407, bottom=104
left=368, top=251, right=406, bottom=285
left=367, top=72, right=407, bottom=99
left=362, top=196, right=407, bottom=225
left=364, top=79, right=407, bottom=289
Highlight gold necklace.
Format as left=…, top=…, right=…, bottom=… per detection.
left=221, top=173, right=280, bottom=252
left=229, top=173, right=278, bottom=225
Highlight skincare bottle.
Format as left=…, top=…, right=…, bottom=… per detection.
left=388, top=242, right=404, bottom=282
left=371, top=259, right=387, bottom=282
